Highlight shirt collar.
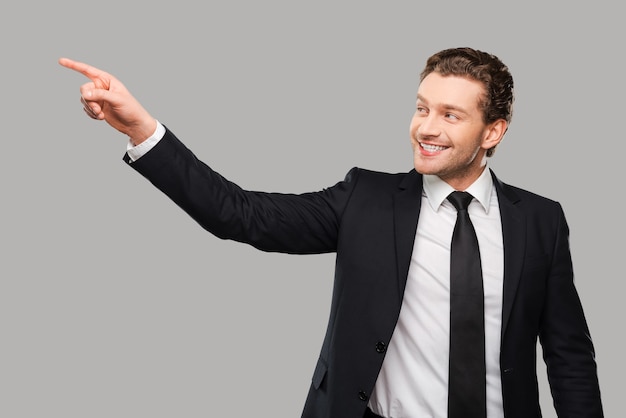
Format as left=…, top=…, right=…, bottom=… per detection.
left=422, top=166, right=494, bottom=214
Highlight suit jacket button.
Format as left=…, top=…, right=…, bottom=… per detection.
left=358, top=391, right=368, bottom=401
left=375, top=341, right=386, bottom=353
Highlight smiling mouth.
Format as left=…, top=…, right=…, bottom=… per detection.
left=419, top=142, right=449, bottom=152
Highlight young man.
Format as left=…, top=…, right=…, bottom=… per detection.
left=59, top=47, right=603, bottom=418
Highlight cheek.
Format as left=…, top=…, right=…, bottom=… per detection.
left=409, top=119, right=419, bottom=140
left=409, top=113, right=419, bottom=130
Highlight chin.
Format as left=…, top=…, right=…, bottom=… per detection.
left=413, top=158, right=439, bottom=176
left=414, top=166, right=439, bottom=176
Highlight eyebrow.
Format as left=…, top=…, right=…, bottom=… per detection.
left=416, top=94, right=471, bottom=116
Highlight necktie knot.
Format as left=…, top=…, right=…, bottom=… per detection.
left=447, top=191, right=473, bottom=212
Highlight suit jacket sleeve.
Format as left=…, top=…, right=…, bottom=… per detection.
left=539, top=202, right=603, bottom=417
left=123, top=127, right=358, bottom=255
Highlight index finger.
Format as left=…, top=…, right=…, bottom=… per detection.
left=58, top=57, right=108, bottom=81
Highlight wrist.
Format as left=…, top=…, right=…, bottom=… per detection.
left=128, top=117, right=158, bottom=146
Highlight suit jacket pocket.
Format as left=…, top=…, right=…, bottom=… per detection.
left=312, top=357, right=328, bottom=390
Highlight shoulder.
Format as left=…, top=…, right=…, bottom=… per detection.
left=492, top=172, right=566, bottom=222
left=492, top=171, right=559, bottom=206
left=345, top=167, right=421, bottom=189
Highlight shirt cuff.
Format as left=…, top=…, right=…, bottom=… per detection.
left=126, top=121, right=166, bottom=162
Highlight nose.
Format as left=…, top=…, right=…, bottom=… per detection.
left=416, top=114, right=441, bottom=138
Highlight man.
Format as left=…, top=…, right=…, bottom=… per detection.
left=59, top=47, right=603, bottom=417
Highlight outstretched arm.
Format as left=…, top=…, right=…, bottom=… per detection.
left=58, top=58, right=157, bottom=145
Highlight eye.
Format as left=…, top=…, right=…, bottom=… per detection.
left=445, top=113, right=459, bottom=120
left=416, top=106, right=428, bottom=114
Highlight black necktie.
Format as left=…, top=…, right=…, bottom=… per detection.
left=447, top=191, right=486, bottom=418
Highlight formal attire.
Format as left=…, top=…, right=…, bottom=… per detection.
left=124, top=124, right=603, bottom=418
left=368, top=173, right=503, bottom=417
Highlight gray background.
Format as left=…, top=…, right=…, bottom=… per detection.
left=1, top=1, right=622, bottom=417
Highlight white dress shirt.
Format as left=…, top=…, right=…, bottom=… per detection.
left=368, top=169, right=505, bottom=418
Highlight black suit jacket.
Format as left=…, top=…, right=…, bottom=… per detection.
left=125, top=128, right=603, bottom=418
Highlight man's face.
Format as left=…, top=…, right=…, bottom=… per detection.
left=410, top=72, right=503, bottom=190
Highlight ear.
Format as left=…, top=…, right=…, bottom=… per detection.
left=481, top=119, right=507, bottom=150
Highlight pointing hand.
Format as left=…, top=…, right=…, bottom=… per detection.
left=59, top=58, right=156, bottom=145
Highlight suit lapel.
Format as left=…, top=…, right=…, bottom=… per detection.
left=491, top=171, right=526, bottom=336
left=393, top=170, right=423, bottom=301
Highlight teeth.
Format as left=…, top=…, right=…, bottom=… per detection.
left=421, top=143, right=447, bottom=152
